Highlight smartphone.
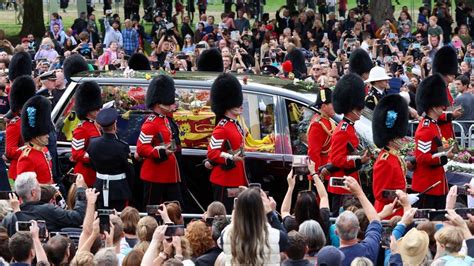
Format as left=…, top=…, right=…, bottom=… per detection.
left=381, top=226, right=392, bottom=247
left=37, top=220, right=47, bottom=240
left=0, top=191, right=11, bottom=200
left=249, top=183, right=262, bottom=190
left=16, top=221, right=32, bottom=232
left=165, top=224, right=185, bottom=237
left=414, top=209, right=432, bottom=219
left=98, top=209, right=115, bottom=216
left=382, top=190, right=397, bottom=201
left=49, top=232, right=69, bottom=238
left=330, top=177, right=346, bottom=188
left=413, top=43, right=421, bottom=49
left=292, top=155, right=309, bottom=176
left=146, top=205, right=162, bottom=216
left=227, top=188, right=241, bottom=198
left=76, top=191, right=86, bottom=201
left=429, top=210, right=448, bottom=221
left=457, top=185, right=469, bottom=196
left=67, top=173, right=78, bottom=183
left=388, top=33, right=395, bottom=39
left=99, top=214, right=110, bottom=233
left=231, top=30, right=239, bottom=41
left=205, top=217, right=214, bottom=226
left=455, top=208, right=474, bottom=219
left=323, top=32, right=328, bottom=39
left=165, top=22, right=175, bottom=30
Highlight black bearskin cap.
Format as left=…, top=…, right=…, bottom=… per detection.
left=146, top=75, right=175, bottom=108
left=416, top=73, right=449, bottom=115
left=128, top=53, right=151, bottom=70
left=286, top=48, right=307, bottom=79
left=333, top=73, right=365, bottom=114
left=10, top=75, right=36, bottom=114
left=197, top=48, right=223, bottom=72
left=349, top=49, right=373, bottom=77
left=211, top=73, right=243, bottom=118
left=21, top=95, right=52, bottom=142
left=8, top=52, right=32, bottom=81
left=372, top=94, right=409, bottom=148
left=75, top=81, right=102, bottom=120
left=63, top=54, right=89, bottom=83
left=432, top=46, right=458, bottom=76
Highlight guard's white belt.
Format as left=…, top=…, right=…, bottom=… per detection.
left=96, top=173, right=126, bottom=181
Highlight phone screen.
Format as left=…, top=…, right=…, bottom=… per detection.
left=330, top=177, right=346, bottom=188
left=37, top=220, right=47, bottom=239
left=165, top=225, right=185, bottom=237
left=99, top=214, right=110, bottom=233
left=429, top=210, right=448, bottom=221
left=16, top=221, right=32, bottom=232
left=382, top=190, right=397, bottom=201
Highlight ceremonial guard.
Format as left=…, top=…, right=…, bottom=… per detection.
left=413, top=74, right=452, bottom=209
left=364, top=66, right=391, bottom=110
left=7, top=51, right=32, bottom=82
left=71, top=81, right=102, bottom=187
left=327, top=73, right=370, bottom=210
left=87, top=108, right=132, bottom=210
left=307, top=88, right=335, bottom=171
left=348, top=48, right=373, bottom=81
left=137, top=75, right=183, bottom=205
left=63, top=54, right=90, bottom=84
left=197, top=48, right=224, bottom=72
left=372, top=94, right=409, bottom=216
left=17, top=96, right=54, bottom=184
left=5, top=76, right=36, bottom=180
left=432, top=46, right=463, bottom=140
left=207, top=73, right=247, bottom=212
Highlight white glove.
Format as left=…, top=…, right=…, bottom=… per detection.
left=408, top=193, right=419, bottom=205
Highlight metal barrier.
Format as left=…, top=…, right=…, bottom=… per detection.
left=408, top=120, right=474, bottom=148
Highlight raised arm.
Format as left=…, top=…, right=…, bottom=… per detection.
left=280, top=170, right=295, bottom=218
left=345, top=176, right=380, bottom=222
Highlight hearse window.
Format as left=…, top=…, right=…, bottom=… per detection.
left=284, top=99, right=316, bottom=155
left=56, top=84, right=276, bottom=153
left=174, top=88, right=276, bottom=153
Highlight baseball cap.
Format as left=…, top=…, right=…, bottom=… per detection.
left=316, top=246, right=345, bottom=266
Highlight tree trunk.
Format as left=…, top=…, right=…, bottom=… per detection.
left=20, top=0, right=45, bottom=38
left=369, top=0, right=395, bottom=28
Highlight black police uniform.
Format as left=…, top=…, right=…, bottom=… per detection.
left=87, top=108, right=133, bottom=211
left=365, top=87, right=386, bottom=111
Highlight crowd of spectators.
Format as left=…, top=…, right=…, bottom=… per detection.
left=1, top=0, right=474, bottom=265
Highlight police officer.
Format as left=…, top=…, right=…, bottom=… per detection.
left=87, top=108, right=132, bottom=210
left=71, top=81, right=102, bottom=187
left=327, top=73, right=370, bottom=211
left=432, top=46, right=464, bottom=140
left=5, top=76, right=36, bottom=181
left=372, top=94, right=409, bottom=217
left=36, top=71, right=57, bottom=103
left=207, top=73, right=247, bottom=212
left=307, top=88, right=336, bottom=174
left=413, top=74, right=453, bottom=209
left=364, top=66, right=391, bottom=110
left=136, top=75, right=183, bottom=206
left=17, top=96, right=54, bottom=184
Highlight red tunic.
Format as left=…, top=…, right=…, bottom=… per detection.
left=373, top=148, right=407, bottom=217
left=71, top=120, right=101, bottom=187
left=137, top=113, right=180, bottom=183
left=17, top=145, right=53, bottom=184
left=307, top=114, right=335, bottom=178
left=5, top=116, right=23, bottom=180
left=412, top=116, right=448, bottom=196
left=207, top=118, right=247, bottom=187
left=438, top=87, right=455, bottom=140
left=327, top=118, right=361, bottom=195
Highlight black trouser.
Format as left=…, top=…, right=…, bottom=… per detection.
left=224, top=2, right=232, bottom=13
left=212, top=184, right=236, bottom=214
left=143, top=182, right=183, bottom=206
left=97, top=198, right=126, bottom=211
left=416, top=194, right=446, bottom=210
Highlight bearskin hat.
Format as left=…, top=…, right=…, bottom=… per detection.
left=128, top=53, right=151, bottom=71
left=333, top=73, right=365, bottom=114
left=285, top=48, right=307, bottom=79
left=432, top=46, right=458, bottom=76
left=314, top=88, right=333, bottom=109
left=146, top=75, right=175, bottom=108
left=197, top=48, right=223, bottom=72
left=21, top=95, right=52, bottom=142
left=63, top=54, right=89, bottom=83
left=211, top=73, right=243, bottom=119
left=75, top=81, right=102, bottom=120
left=372, top=94, right=409, bottom=148
left=8, top=51, right=32, bottom=81
left=416, top=73, right=449, bottom=115
left=9, top=75, right=36, bottom=114
left=349, top=49, right=373, bottom=77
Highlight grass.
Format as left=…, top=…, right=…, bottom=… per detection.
left=0, top=0, right=426, bottom=39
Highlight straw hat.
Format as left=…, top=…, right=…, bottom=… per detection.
left=398, top=228, right=430, bottom=265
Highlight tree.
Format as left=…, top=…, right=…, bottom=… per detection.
left=369, top=0, right=395, bottom=28
left=20, top=0, right=45, bottom=38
